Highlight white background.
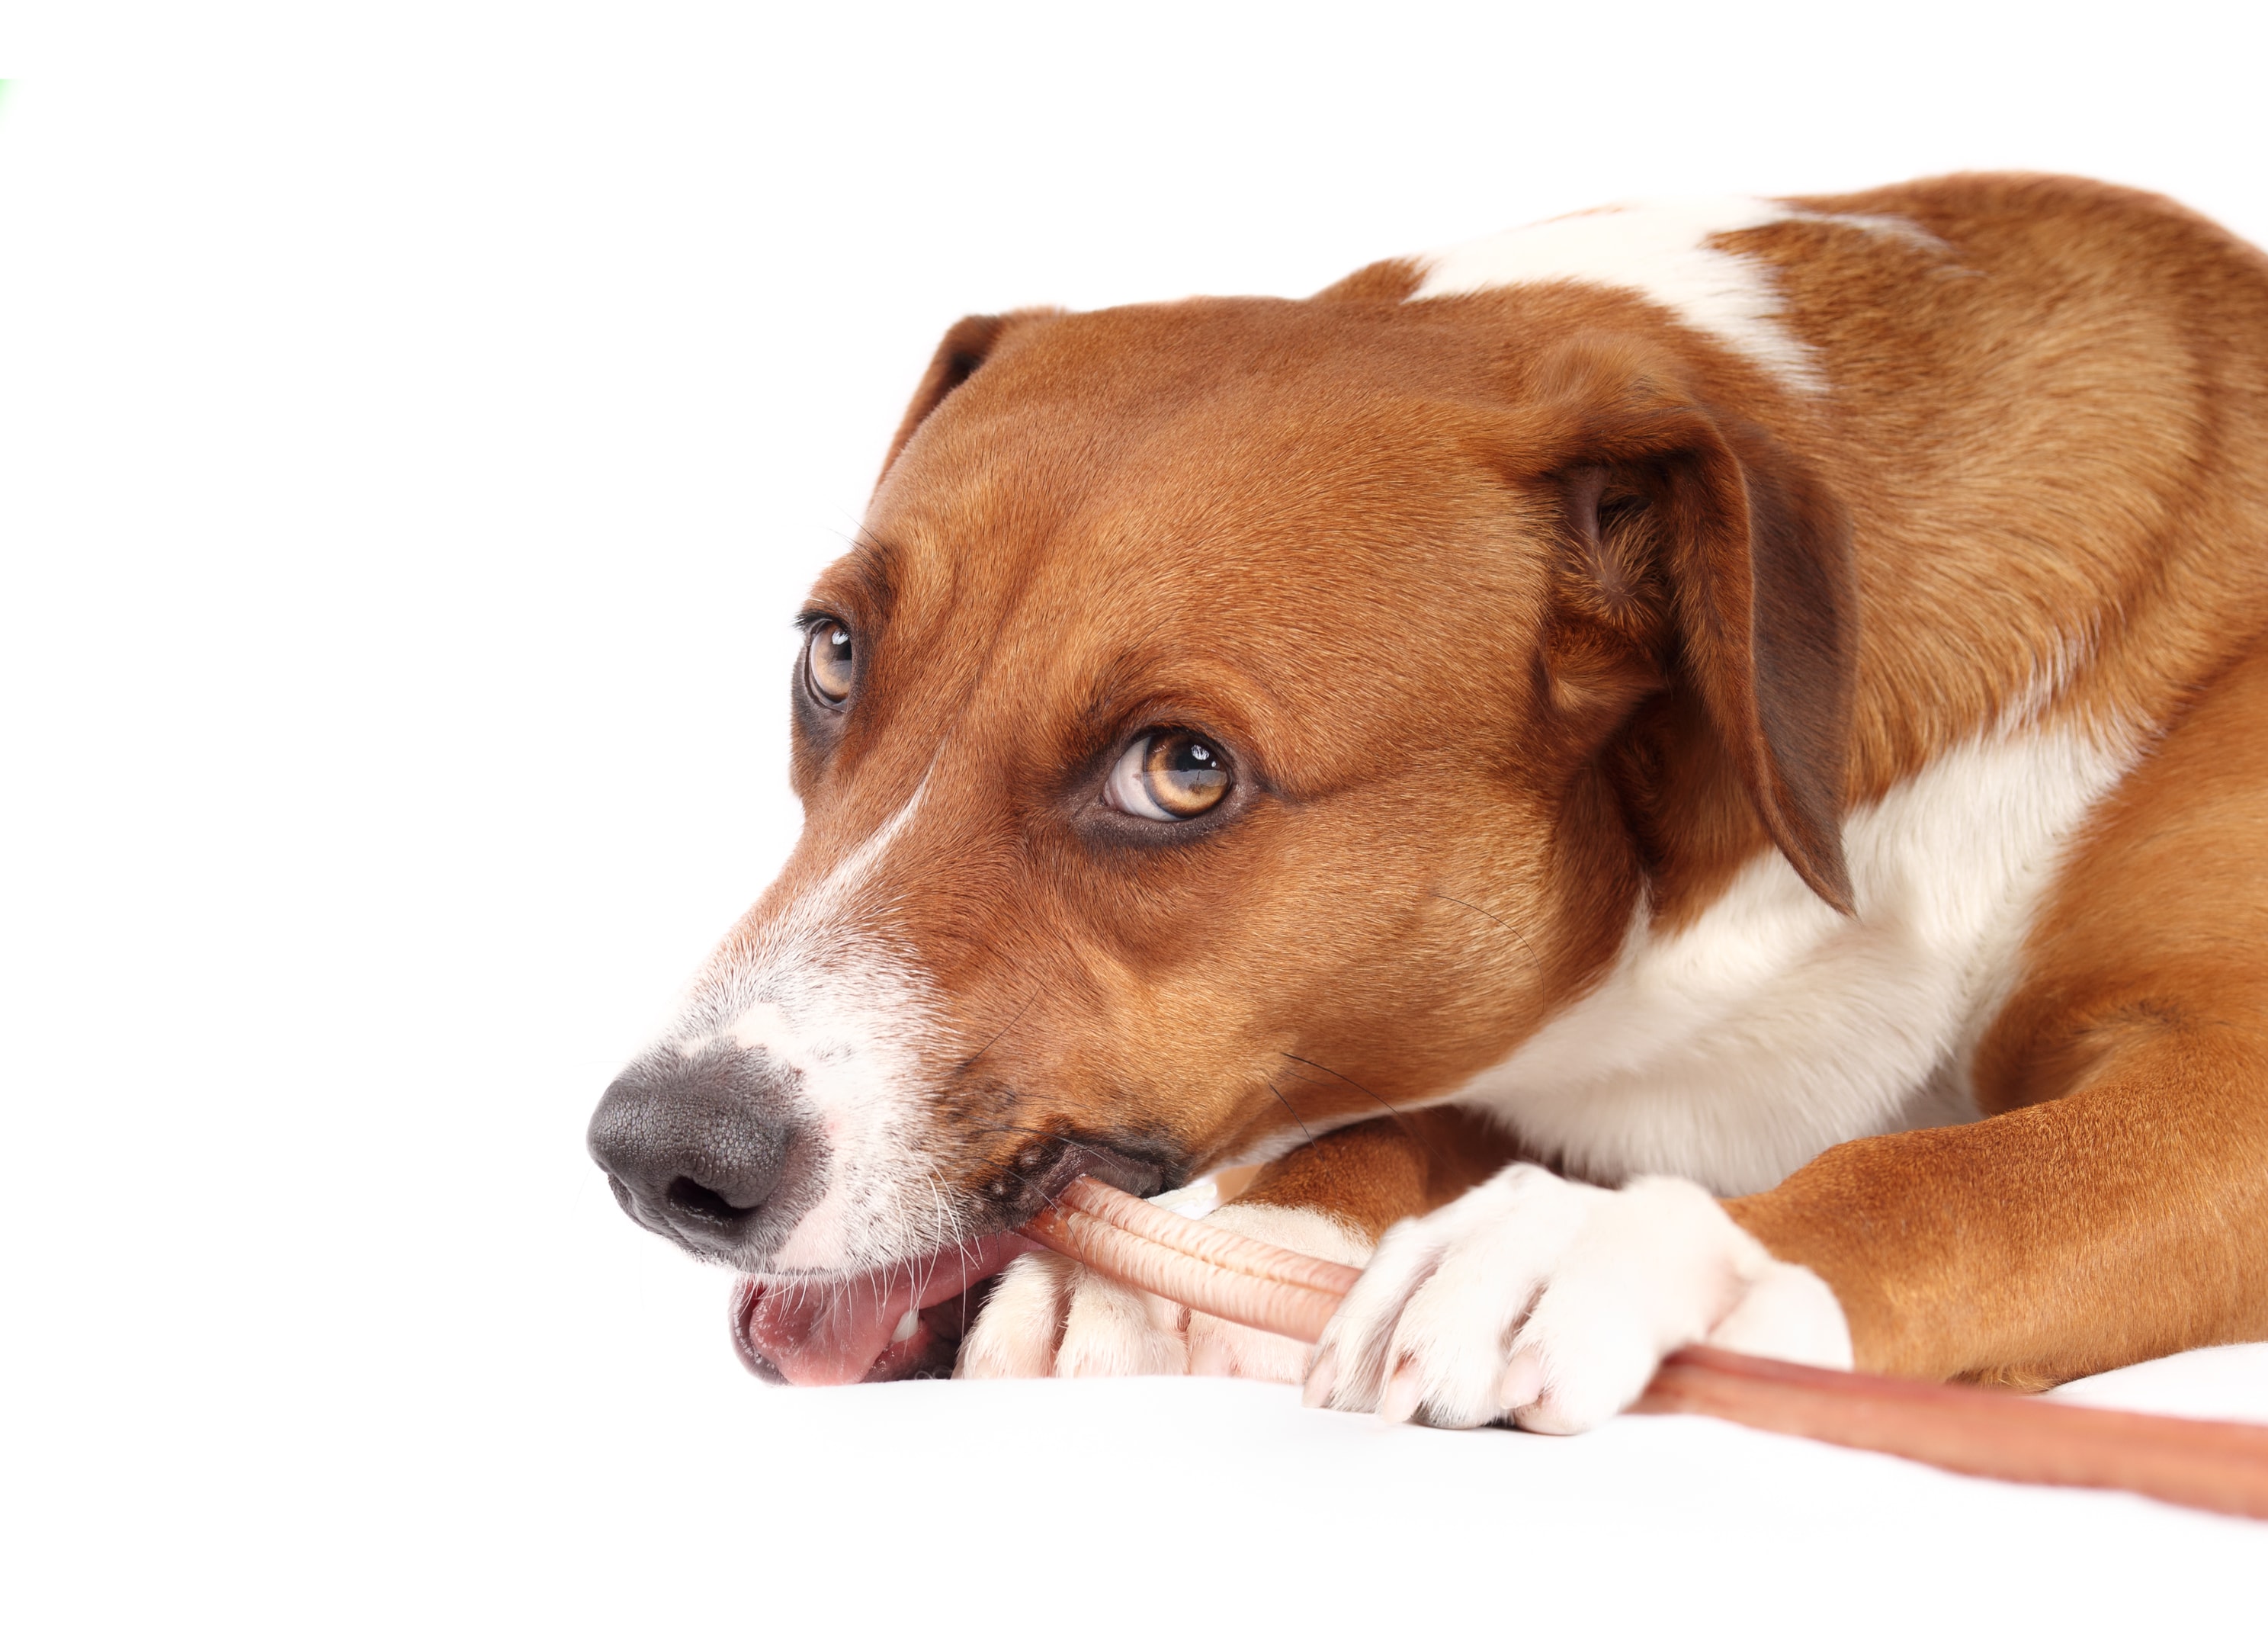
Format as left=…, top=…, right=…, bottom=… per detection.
left=6, top=5, right=2267, bottom=1640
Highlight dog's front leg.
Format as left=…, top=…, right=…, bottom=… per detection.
left=1724, top=1030, right=2268, bottom=1390
left=958, top=1114, right=1513, bottom=1380
left=1743, top=653, right=2268, bottom=1389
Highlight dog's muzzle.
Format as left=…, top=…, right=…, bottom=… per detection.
left=590, top=1040, right=1184, bottom=1382
left=586, top=1042, right=806, bottom=1258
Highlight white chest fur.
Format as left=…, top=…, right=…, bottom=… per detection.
left=1452, top=723, right=2138, bottom=1195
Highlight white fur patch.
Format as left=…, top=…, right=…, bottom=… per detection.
left=959, top=1197, right=1374, bottom=1383
left=655, top=778, right=949, bottom=1272
left=1310, top=1167, right=1850, bottom=1432
left=1451, top=722, right=2138, bottom=1196
left=957, top=1251, right=1077, bottom=1378
left=1408, top=197, right=1938, bottom=393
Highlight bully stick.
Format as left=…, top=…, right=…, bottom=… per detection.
left=1022, top=1175, right=2268, bottom=1522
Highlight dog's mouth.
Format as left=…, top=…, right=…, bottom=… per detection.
left=726, top=1141, right=1175, bottom=1385
left=729, top=1231, right=1038, bottom=1385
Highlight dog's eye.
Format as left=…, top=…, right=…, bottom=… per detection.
left=1103, top=730, right=1230, bottom=820
left=805, top=621, right=855, bottom=705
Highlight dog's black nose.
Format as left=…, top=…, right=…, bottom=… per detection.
left=587, top=1042, right=798, bottom=1254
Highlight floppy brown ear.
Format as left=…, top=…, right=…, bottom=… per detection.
left=876, top=309, right=1058, bottom=487
left=1542, top=339, right=1859, bottom=914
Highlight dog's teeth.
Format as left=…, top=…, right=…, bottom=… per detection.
left=891, top=1308, right=920, bottom=1344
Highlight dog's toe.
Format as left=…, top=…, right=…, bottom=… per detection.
left=957, top=1250, right=1185, bottom=1376
left=956, top=1251, right=1077, bottom=1378
left=1055, top=1271, right=1189, bottom=1376
left=1314, top=1166, right=1853, bottom=1432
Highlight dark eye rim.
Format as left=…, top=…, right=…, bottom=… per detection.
left=1084, top=721, right=1254, bottom=842
left=799, top=614, right=857, bottom=709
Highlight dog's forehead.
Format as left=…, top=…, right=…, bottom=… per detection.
left=858, top=301, right=1549, bottom=662
left=891, top=298, right=1505, bottom=513
left=967, top=295, right=1493, bottom=417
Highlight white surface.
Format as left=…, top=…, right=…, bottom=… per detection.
left=5, top=10, right=2267, bottom=1642
left=2053, top=1344, right=2268, bottom=1424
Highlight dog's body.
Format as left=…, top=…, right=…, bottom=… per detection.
left=591, top=174, right=2268, bottom=1427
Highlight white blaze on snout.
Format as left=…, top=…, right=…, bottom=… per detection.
left=659, top=775, right=952, bottom=1273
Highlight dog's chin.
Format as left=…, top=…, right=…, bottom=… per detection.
left=730, top=1233, right=1036, bottom=1385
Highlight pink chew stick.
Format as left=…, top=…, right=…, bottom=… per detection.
left=1023, top=1175, right=1361, bottom=1341
left=1022, top=1175, right=2268, bottom=1522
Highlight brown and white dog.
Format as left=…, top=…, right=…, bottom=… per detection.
left=589, top=173, right=2268, bottom=1430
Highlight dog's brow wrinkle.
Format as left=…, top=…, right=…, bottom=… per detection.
left=823, top=526, right=901, bottom=617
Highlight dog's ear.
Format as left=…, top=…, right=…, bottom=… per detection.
left=1536, top=338, right=1859, bottom=915
left=876, top=309, right=1059, bottom=487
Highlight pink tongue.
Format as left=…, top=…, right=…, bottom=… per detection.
left=739, top=1233, right=1035, bottom=1385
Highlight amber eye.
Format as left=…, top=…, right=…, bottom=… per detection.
left=1102, top=730, right=1230, bottom=820
left=805, top=621, right=855, bottom=705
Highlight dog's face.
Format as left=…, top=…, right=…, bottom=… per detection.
left=589, top=290, right=1855, bottom=1383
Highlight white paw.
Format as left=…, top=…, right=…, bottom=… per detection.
left=957, top=1250, right=1187, bottom=1376
left=1307, top=1165, right=1851, bottom=1433
left=956, top=1202, right=1373, bottom=1382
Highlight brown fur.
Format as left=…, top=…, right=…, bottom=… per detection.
left=735, top=172, right=2268, bottom=1385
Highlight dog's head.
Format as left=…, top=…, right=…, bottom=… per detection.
left=589, top=284, right=1856, bottom=1382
